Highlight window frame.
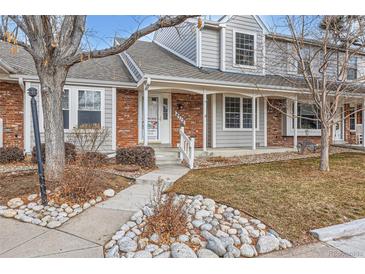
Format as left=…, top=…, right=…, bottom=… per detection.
left=233, top=30, right=257, bottom=68
left=77, top=89, right=105, bottom=128
left=222, top=94, right=260, bottom=131
left=349, top=106, right=357, bottom=131
left=62, top=89, right=70, bottom=130
left=347, top=56, right=358, bottom=81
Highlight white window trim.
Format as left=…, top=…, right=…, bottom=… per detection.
left=286, top=100, right=321, bottom=136
left=65, top=86, right=106, bottom=131
left=222, top=94, right=260, bottom=131
left=232, top=29, right=257, bottom=69
left=349, top=106, right=358, bottom=132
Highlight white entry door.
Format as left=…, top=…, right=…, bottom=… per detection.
left=144, top=94, right=171, bottom=144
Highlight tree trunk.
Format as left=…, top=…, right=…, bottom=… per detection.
left=38, top=67, right=68, bottom=182
left=319, top=125, right=330, bottom=171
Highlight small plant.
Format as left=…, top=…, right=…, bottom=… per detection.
left=51, top=164, right=103, bottom=205
left=70, top=124, right=110, bottom=153
left=31, top=142, right=76, bottom=163
left=0, top=147, right=25, bottom=164
left=78, top=151, right=107, bottom=167
left=116, top=146, right=155, bottom=168
left=143, top=180, right=188, bottom=244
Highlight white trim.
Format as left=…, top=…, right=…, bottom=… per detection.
left=263, top=97, right=267, bottom=147
left=293, top=97, right=298, bottom=148
left=196, top=28, right=202, bottom=67
left=232, top=29, right=257, bottom=69
left=153, top=40, right=197, bottom=66
left=222, top=94, right=260, bottom=131
left=0, top=117, right=3, bottom=148
left=111, top=87, right=117, bottom=150
left=24, top=82, right=32, bottom=153
left=252, top=96, right=256, bottom=150
left=119, top=53, right=139, bottom=82
left=138, top=90, right=143, bottom=143
left=362, top=99, right=365, bottom=147
left=211, top=94, right=217, bottom=148
left=119, top=52, right=144, bottom=82
left=9, top=74, right=136, bottom=89
left=143, top=83, right=149, bottom=146
left=203, top=91, right=207, bottom=151
left=262, top=34, right=266, bottom=75
left=253, top=16, right=269, bottom=34
left=0, top=59, right=16, bottom=74
left=220, top=26, right=226, bottom=71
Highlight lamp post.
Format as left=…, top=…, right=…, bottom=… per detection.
left=28, top=87, right=48, bottom=205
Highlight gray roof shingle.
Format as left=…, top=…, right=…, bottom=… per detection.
left=0, top=41, right=135, bottom=83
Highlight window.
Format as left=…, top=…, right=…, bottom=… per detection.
left=78, top=90, right=101, bottom=127
left=163, top=98, right=168, bottom=120
left=297, top=48, right=311, bottom=75
left=347, top=57, right=357, bottom=80
left=225, top=97, right=241, bottom=128
left=62, top=89, right=69, bottom=129
left=349, top=107, right=356, bottom=131
left=295, top=103, right=321, bottom=130
left=235, top=32, right=255, bottom=66
left=224, top=96, right=258, bottom=129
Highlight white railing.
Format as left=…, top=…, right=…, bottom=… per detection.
left=178, top=126, right=195, bottom=169
left=0, top=118, right=3, bottom=148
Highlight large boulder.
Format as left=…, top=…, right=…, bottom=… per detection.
left=256, top=235, right=280, bottom=254
left=201, top=231, right=226, bottom=257
left=170, top=243, right=197, bottom=258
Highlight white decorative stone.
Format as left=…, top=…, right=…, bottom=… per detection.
left=118, top=237, right=137, bottom=252
left=197, top=248, right=219, bottom=258
left=134, top=250, right=152, bottom=258
left=7, top=198, right=24, bottom=208
left=96, top=196, right=102, bottom=202
left=240, top=244, right=256, bottom=257
left=47, top=221, right=62, bottom=229
left=171, top=243, right=197, bottom=258
left=2, top=209, right=17, bottom=218
left=195, top=209, right=210, bottom=220
left=103, top=189, right=115, bottom=197
left=27, top=194, right=38, bottom=202
left=256, top=235, right=280, bottom=254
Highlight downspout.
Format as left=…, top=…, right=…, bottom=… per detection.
left=18, top=77, right=25, bottom=91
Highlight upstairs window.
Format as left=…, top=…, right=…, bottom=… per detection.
left=235, top=32, right=255, bottom=66
left=78, top=90, right=101, bottom=127
left=62, top=89, right=69, bottom=129
left=347, top=57, right=357, bottom=80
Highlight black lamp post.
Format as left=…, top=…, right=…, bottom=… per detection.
left=28, top=87, right=48, bottom=206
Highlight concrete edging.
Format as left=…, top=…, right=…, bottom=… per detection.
left=310, top=218, right=365, bottom=241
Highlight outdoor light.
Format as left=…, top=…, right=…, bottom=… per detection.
left=28, top=87, right=48, bottom=206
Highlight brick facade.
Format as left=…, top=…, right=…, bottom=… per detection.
left=116, top=89, right=139, bottom=148
left=171, top=93, right=203, bottom=148
left=344, top=103, right=363, bottom=144
left=0, top=81, right=24, bottom=149
left=267, top=99, right=322, bottom=147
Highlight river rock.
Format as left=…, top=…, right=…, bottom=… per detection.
left=7, top=198, right=24, bottom=208
left=2, top=209, right=17, bottom=218
left=197, top=248, right=219, bottom=258
left=171, top=243, right=197, bottom=258
left=240, top=244, right=256, bottom=257
left=256, top=235, right=280, bottom=254
left=118, top=237, right=137, bottom=252
left=103, top=189, right=115, bottom=197
left=134, top=250, right=152, bottom=258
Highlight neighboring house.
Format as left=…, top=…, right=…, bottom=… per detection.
left=1, top=15, right=365, bottom=164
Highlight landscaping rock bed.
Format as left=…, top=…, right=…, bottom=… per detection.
left=104, top=194, right=292, bottom=258
left=0, top=188, right=116, bottom=228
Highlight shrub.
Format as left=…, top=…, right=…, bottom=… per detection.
left=0, top=147, right=25, bottom=164
left=116, top=146, right=155, bottom=168
left=143, top=181, right=188, bottom=244
left=51, top=164, right=103, bottom=205
left=31, top=142, right=76, bottom=163
left=78, top=151, right=107, bottom=167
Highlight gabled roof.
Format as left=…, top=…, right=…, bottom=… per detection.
left=0, top=41, right=135, bottom=83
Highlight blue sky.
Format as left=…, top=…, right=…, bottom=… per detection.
left=85, top=15, right=280, bottom=49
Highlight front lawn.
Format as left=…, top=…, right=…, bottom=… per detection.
left=170, top=152, right=365, bottom=245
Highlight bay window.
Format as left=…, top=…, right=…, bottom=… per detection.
left=224, top=95, right=258, bottom=130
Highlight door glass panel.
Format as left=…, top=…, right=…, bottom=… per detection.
left=163, top=98, right=168, bottom=120
left=148, top=97, right=159, bottom=140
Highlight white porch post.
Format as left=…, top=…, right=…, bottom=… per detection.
left=252, top=96, right=256, bottom=150
left=203, top=91, right=207, bottom=152
left=362, top=98, right=365, bottom=147
left=143, top=83, right=149, bottom=146
left=293, top=97, right=298, bottom=149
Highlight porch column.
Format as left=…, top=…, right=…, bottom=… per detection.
left=203, top=91, right=207, bottom=152
left=363, top=98, right=365, bottom=147
left=143, top=83, right=148, bottom=146
left=252, top=96, right=256, bottom=150
left=293, top=97, right=298, bottom=149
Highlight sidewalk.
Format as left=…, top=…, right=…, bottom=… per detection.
left=0, top=164, right=189, bottom=258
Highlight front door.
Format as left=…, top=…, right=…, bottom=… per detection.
left=143, top=94, right=171, bottom=144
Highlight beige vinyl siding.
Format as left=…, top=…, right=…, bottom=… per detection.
left=201, top=28, right=220, bottom=69
left=215, top=94, right=265, bottom=147
left=225, top=16, right=265, bottom=75
left=154, top=22, right=197, bottom=63
left=30, top=84, right=114, bottom=154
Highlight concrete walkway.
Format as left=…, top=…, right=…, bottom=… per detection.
left=0, top=164, right=189, bottom=258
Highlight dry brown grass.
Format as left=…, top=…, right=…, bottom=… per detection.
left=170, top=152, right=365, bottom=245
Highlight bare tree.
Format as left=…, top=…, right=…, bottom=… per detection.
left=0, top=15, right=196, bottom=181
left=263, top=15, right=365, bottom=171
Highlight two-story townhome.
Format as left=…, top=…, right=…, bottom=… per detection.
left=1, top=15, right=365, bottom=167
